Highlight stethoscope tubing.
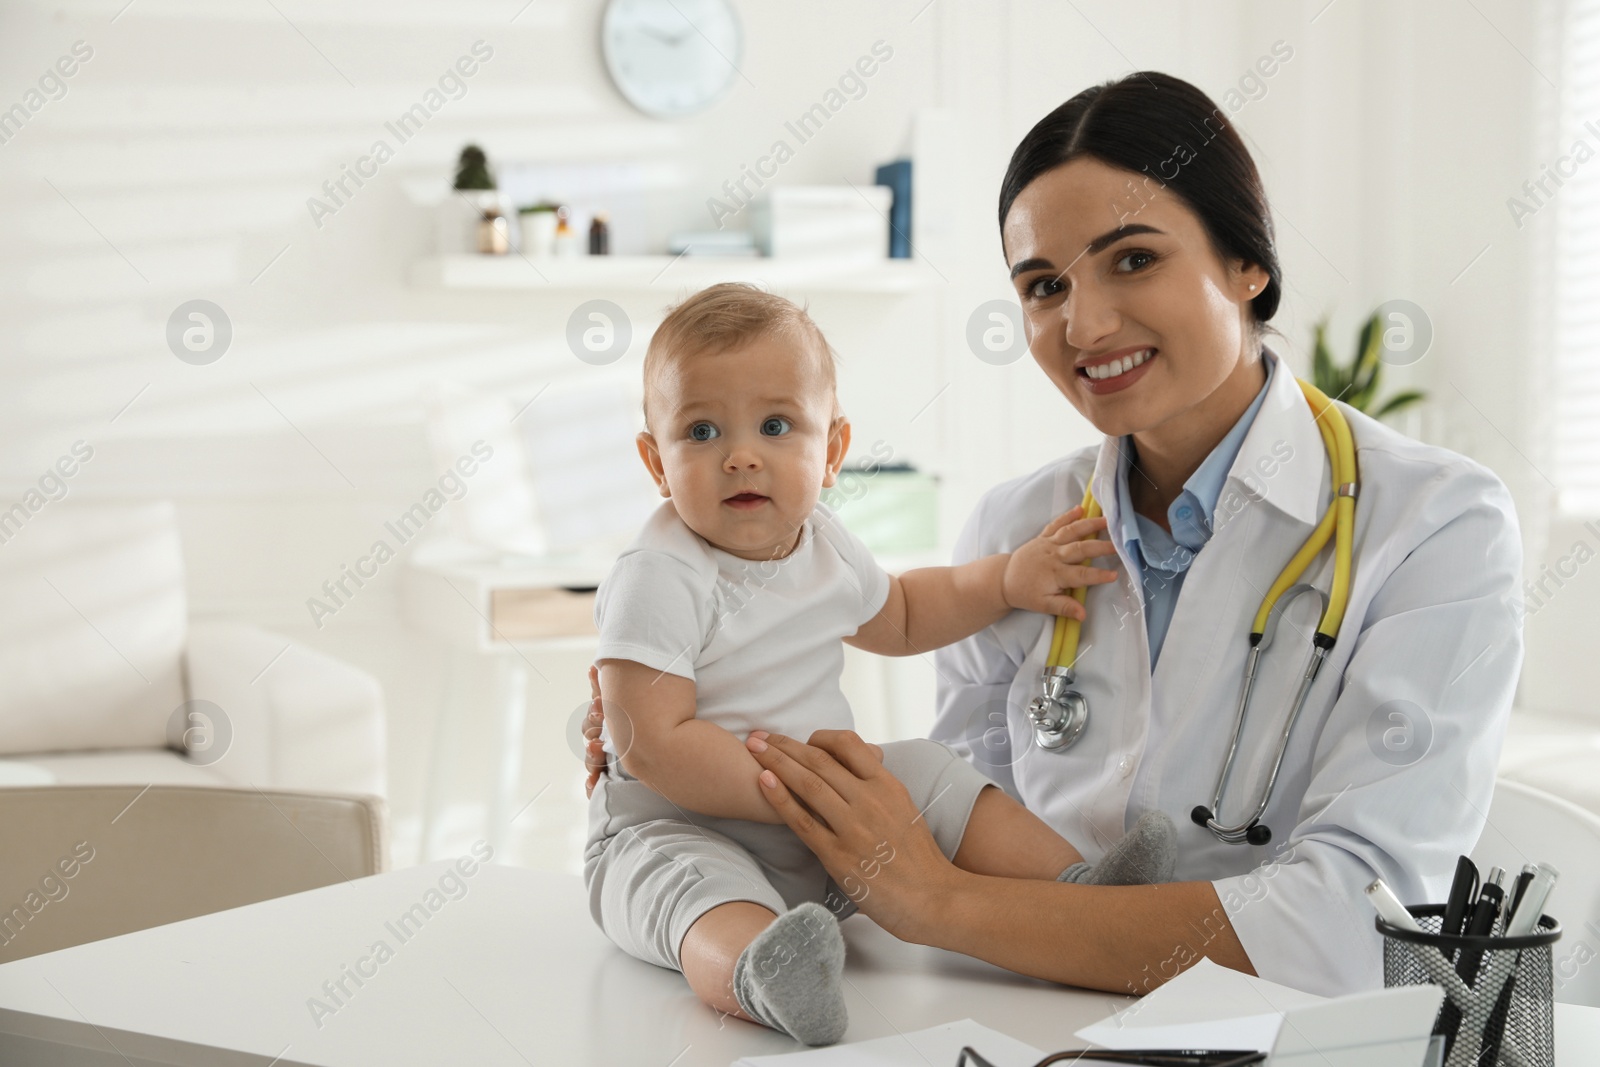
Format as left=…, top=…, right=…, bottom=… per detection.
left=1027, top=378, right=1358, bottom=847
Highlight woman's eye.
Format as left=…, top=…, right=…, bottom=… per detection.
left=761, top=416, right=792, bottom=436
left=1115, top=249, right=1156, bottom=272
left=1026, top=275, right=1064, bottom=301
left=688, top=421, right=719, bottom=441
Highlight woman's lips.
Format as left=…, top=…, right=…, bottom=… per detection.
left=724, top=493, right=768, bottom=510
left=1078, top=347, right=1157, bottom=395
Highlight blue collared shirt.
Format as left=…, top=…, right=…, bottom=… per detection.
left=1113, top=354, right=1276, bottom=666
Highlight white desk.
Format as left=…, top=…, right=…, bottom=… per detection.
left=0, top=861, right=1122, bottom=1066
left=1, top=860, right=1596, bottom=1065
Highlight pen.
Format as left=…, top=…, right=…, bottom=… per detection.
left=1366, top=878, right=1424, bottom=932
left=1440, top=856, right=1478, bottom=953
left=1454, top=866, right=1505, bottom=984
left=1508, top=863, right=1538, bottom=923
left=1505, top=863, right=1559, bottom=938
left=1435, top=857, right=1478, bottom=1060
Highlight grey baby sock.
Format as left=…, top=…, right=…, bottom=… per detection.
left=1058, top=810, right=1178, bottom=885
left=731, top=901, right=848, bottom=1046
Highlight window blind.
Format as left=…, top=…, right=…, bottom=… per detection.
left=1555, top=0, right=1600, bottom=512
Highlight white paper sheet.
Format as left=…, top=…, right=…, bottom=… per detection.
left=732, top=1019, right=1043, bottom=1067
left=1074, top=958, right=1442, bottom=1067
left=1074, top=957, right=1327, bottom=1052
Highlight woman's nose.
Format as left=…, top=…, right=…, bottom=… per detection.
left=1059, top=282, right=1121, bottom=352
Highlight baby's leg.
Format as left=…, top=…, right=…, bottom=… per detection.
left=958, top=787, right=1179, bottom=885
left=585, top=775, right=847, bottom=1045
left=681, top=899, right=848, bottom=1046
left=952, top=784, right=1082, bottom=878
left=681, top=901, right=776, bottom=1018
left=874, top=739, right=1176, bottom=886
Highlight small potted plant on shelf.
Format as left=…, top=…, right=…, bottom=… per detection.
left=437, top=144, right=507, bottom=255
left=518, top=201, right=561, bottom=258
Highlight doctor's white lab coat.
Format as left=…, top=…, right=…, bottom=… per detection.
left=930, top=359, right=1523, bottom=996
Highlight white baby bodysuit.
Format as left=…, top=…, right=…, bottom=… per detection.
left=593, top=499, right=891, bottom=755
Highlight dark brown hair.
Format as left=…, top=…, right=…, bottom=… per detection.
left=999, top=71, right=1282, bottom=337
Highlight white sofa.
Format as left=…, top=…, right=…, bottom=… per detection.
left=0, top=501, right=384, bottom=796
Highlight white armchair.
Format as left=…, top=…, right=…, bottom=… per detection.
left=0, top=501, right=385, bottom=797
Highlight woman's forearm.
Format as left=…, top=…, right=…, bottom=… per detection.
left=624, top=720, right=788, bottom=824
left=928, top=870, right=1256, bottom=994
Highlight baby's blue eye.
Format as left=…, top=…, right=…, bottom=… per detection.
left=688, top=421, right=719, bottom=441
left=761, top=416, right=792, bottom=436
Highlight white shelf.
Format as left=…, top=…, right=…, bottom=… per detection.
left=410, top=254, right=936, bottom=295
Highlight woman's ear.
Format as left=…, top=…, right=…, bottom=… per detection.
left=821, top=415, right=852, bottom=488
left=1233, top=259, right=1268, bottom=301
left=636, top=432, right=670, bottom=497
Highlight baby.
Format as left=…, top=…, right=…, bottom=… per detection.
left=584, top=282, right=1175, bottom=1046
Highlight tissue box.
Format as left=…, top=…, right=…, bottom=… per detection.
left=750, top=186, right=892, bottom=260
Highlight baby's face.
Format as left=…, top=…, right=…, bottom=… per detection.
left=638, top=332, right=849, bottom=561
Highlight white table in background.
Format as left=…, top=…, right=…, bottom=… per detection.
left=402, top=540, right=612, bottom=858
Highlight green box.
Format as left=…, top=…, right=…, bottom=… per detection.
left=820, top=466, right=939, bottom=553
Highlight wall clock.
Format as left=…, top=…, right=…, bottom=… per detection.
left=602, top=0, right=743, bottom=118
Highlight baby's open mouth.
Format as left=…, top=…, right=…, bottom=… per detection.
left=724, top=493, right=768, bottom=507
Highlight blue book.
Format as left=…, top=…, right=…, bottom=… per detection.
left=875, top=159, right=912, bottom=258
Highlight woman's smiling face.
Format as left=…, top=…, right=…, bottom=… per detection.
left=1002, top=156, right=1267, bottom=440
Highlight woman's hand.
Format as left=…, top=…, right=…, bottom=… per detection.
left=743, top=729, right=949, bottom=944
left=1002, top=505, right=1119, bottom=618
left=583, top=663, right=606, bottom=798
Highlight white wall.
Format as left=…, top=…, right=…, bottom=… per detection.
left=0, top=0, right=1579, bottom=868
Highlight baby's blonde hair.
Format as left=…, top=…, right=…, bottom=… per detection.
left=642, top=282, right=840, bottom=432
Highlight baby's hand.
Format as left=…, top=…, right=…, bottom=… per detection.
left=1001, top=505, right=1120, bottom=618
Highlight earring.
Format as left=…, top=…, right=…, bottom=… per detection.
left=1249, top=283, right=1257, bottom=291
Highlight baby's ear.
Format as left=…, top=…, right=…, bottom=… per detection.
left=822, top=415, right=851, bottom=487
left=636, top=432, right=670, bottom=496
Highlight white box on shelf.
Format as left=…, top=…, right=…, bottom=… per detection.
left=750, top=185, right=892, bottom=260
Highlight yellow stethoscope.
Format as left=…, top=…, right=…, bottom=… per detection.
left=1025, top=378, right=1358, bottom=846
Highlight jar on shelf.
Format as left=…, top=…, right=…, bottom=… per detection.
left=519, top=202, right=559, bottom=258
left=554, top=207, right=580, bottom=258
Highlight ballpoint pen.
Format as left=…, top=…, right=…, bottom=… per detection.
left=1435, top=856, right=1478, bottom=1060
left=1507, top=863, right=1538, bottom=927
left=1505, top=863, right=1559, bottom=939
left=1440, top=856, right=1478, bottom=957
left=1454, top=867, right=1505, bottom=984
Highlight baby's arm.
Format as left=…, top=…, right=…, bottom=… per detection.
left=845, top=505, right=1118, bottom=657
left=597, top=657, right=786, bottom=824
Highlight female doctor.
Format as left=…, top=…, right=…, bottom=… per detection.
left=585, top=71, right=1524, bottom=997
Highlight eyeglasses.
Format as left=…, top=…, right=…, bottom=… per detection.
left=955, top=1047, right=1267, bottom=1067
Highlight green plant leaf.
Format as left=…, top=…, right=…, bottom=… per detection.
left=1371, top=389, right=1426, bottom=420
left=1347, top=314, right=1385, bottom=412
left=1312, top=319, right=1336, bottom=395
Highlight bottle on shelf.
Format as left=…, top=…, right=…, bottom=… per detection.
left=554, top=207, right=579, bottom=258
left=589, top=212, right=610, bottom=255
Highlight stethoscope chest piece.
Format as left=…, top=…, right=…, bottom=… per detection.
left=1027, top=664, right=1089, bottom=751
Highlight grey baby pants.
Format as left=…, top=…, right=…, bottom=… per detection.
left=583, top=738, right=994, bottom=971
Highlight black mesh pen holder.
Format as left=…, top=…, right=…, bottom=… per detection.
left=1377, top=904, right=1560, bottom=1067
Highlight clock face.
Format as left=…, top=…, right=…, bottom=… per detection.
left=602, top=0, right=742, bottom=118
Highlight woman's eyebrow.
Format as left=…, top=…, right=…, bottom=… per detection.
left=1008, top=223, right=1168, bottom=280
